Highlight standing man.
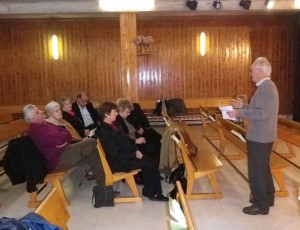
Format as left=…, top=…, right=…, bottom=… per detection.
left=228, top=57, right=279, bottom=215
left=72, top=92, right=100, bottom=136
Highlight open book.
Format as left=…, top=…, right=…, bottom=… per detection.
left=169, top=198, right=187, bottom=230
left=219, top=106, right=236, bottom=121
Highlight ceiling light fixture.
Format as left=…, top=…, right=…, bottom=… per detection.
left=186, top=0, right=198, bottom=11
left=99, top=0, right=155, bottom=12
left=239, top=0, right=251, bottom=10
left=213, top=0, right=222, bottom=9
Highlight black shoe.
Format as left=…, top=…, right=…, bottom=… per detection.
left=149, top=194, right=168, bottom=202
left=243, top=205, right=269, bottom=215
left=249, top=198, right=274, bottom=207
left=114, top=191, right=120, bottom=197
left=159, top=175, right=164, bottom=181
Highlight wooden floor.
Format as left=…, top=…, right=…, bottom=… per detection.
left=1, top=125, right=300, bottom=229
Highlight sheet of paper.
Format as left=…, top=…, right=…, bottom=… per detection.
left=219, top=106, right=236, bottom=121
left=230, top=130, right=246, bottom=142
left=88, top=128, right=97, bottom=137
left=169, top=198, right=187, bottom=228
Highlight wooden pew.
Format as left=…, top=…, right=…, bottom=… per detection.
left=217, top=117, right=290, bottom=197
left=0, top=112, right=14, bottom=125
left=0, top=119, right=69, bottom=208
left=172, top=122, right=223, bottom=200
left=273, top=117, right=300, bottom=158
left=199, top=106, right=221, bottom=141
left=35, top=188, right=70, bottom=230
left=96, top=140, right=142, bottom=203
left=175, top=181, right=197, bottom=230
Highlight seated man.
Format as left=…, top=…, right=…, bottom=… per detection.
left=97, top=101, right=168, bottom=202
left=22, top=104, right=105, bottom=190
left=72, top=92, right=100, bottom=133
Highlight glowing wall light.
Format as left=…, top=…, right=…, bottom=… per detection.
left=265, top=0, right=274, bottom=9
left=295, top=0, right=300, bottom=8
left=51, top=35, right=59, bottom=60
left=200, top=32, right=206, bottom=56
left=99, top=0, right=155, bottom=11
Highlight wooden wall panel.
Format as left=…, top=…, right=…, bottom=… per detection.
left=0, top=15, right=298, bottom=115
left=0, top=19, right=122, bottom=106
left=137, top=15, right=297, bottom=114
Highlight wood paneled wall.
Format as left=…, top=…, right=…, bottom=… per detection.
left=0, top=15, right=298, bottom=114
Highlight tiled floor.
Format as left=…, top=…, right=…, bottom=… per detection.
left=1, top=125, right=300, bottom=229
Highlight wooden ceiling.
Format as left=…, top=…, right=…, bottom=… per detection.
left=0, top=0, right=299, bottom=18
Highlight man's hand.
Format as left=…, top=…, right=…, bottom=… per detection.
left=227, top=109, right=238, bottom=119
left=136, top=150, right=143, bottom=159
left=230, top=98, right=243, bottom=109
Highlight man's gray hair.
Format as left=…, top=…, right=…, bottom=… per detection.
left=251, top=57, right=272, bottom=77
left=22, top=104, right=36, bottom=122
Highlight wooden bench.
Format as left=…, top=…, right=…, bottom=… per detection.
left=217, top=116, right=290, bottom=197
left=172, top=122, right=223, bottom=200
left=175, top=181, right=197, bottom=230
left=199, top=106, right=221, bottom=141
left=273, top=117, right=300, bottom=158
left=0, top=112, right=14, bottom=125
left=35, top=188, right=70, bottom=230
left=0, top=119, right=69, bottom=208
left=96, top=140, right=142, bottom=203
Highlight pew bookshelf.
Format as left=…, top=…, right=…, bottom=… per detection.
left=175, top=181, right=197, bottom=230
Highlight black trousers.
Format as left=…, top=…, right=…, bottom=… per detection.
left=112, top=156, right=162, bottom=197
left=247, top=140, right=275, bottom=211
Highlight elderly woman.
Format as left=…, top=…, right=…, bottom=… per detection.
left=115, top=98, right=161, bottom=165
left=59, top=97, right=88, bottom=138
left=97, top=101, right=168, bottom=202
left=22, top=103, right=105, bottom=190
left=45, top=101, right=82, bottom=142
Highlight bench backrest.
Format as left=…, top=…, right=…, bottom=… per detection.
left=0, top=119, right=28, bottom=142
left=175, top=181, right=197, bottom=230
left=0, top=112, right=14, bottom=125
left=217, top=117, right=247, bottom=152
left=199, top=106, right=220, bottom=132
left=35, top=188, right=70, bottom=230
left=277, top=117, right=300, bottom=147
left=96, top=140, right=114, bottom=186
left=162, top=111, right=173, bottom=127
left=217, top=116, right=289, bottom=169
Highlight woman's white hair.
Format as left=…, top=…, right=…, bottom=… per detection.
left=45, top=101, right=60, bottom=117
left=251, top=57, right=272, bottom=77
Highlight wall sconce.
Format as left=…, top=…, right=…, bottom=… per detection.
left=295, top=0, right=300, bottom=8
left=51, top=35, right=59, bottom=60
left=200, top=32, right=206, bottom=56
left=265, top=0, right=274, bottom=9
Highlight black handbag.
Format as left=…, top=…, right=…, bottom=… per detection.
left=92, top=185, right=114, bottom=208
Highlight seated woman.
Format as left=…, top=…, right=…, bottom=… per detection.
left=97, top=101, right=168, bottom=202
left=45, top=101, right=82, bottom=142
left=59, top=97, right=88, bottom=138
left=22, top=103, right=105, bottom=193
left=115, top=98, right=161, bottom=165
